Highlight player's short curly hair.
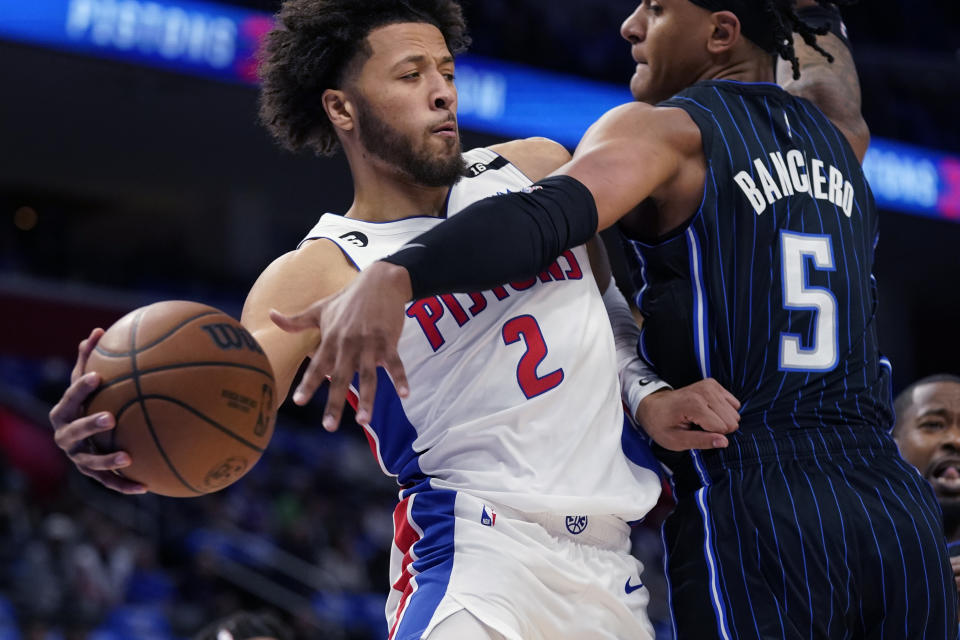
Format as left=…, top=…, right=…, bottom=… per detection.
left=258, top=0, right=470, bottom=156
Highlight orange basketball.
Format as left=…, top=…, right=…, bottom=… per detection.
left=84, top=300, right=276, bottom=497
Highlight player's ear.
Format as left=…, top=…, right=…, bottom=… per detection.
left=322, top=89, right=355, bottom=133
left=706, top=10, right=741, bottom=55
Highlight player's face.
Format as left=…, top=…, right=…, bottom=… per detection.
left=896, top=382, right=960, bottom=504
left=351, top=22, right=464, bottom=187
left=620, top=0, right=714, bottom=104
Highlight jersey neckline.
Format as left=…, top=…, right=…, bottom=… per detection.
left=315, top=147, right=516, bottom=225
left=691, top=78, right=790, bottom=100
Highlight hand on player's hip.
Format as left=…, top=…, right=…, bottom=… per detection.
left=634, top=378, right=741, bottom=451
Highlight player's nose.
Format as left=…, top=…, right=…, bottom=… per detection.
left=621, top=5, right=646, bottom=45
left=429, top=73, right=456, bottom=111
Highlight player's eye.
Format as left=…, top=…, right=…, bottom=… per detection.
left=402, top=71, right=420, bottom=80
left=919, top=420, right=946, bottom=431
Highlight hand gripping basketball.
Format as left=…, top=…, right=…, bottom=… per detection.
left=49, top=328, right=147, bottom=494
left=53, top=302, right=277, bottom=498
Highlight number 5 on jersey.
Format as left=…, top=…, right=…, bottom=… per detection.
left=502, top=315, right=564, bottom=399
left=779, top=231, right=839, bottom=372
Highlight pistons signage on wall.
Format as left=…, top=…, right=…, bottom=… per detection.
left=2, top=0, right=958, bottom=221
left=0, top=0, right=271, bottom=84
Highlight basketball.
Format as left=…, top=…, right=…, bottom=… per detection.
left=83, top=300, right=276, bottom=497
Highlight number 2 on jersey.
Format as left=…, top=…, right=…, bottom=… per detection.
left=502, top=315, right=564, bottom=399
left=779, top=231, right=839, bottom=372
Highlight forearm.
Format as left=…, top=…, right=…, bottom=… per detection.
left=600, top=280, right=670, bottom=419
left=248, top=327, right=316, bottom=402
left=384, top=176, right=598, bottom=300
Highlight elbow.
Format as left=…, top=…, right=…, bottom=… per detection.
left=844, top=116, right=871, bottom=163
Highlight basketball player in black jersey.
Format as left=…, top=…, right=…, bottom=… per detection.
left=275, top=0, right=957, bottom=637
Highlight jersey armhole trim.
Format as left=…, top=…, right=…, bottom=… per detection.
left=475, top=147, right=537, bottom=186
left=299, top=236, right=362, bottom=272
left=618, top=158, right=713, bottom=250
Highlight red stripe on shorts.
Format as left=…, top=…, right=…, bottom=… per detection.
left=389, top=496, right=422, bottom=639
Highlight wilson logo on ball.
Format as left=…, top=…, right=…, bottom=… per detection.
left=201, top=323, right=264, bottom=354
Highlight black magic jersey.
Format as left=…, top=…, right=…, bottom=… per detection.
left=622, top=81, right=955, bottom=640
left=622, top=80, right=893, bottom=453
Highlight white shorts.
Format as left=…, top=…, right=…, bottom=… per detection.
left=385, top=489, right=654, bottom=640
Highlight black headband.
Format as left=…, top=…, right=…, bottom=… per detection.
left=686, top=0, right=778, bottom=53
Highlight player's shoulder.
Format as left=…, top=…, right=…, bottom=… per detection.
left=263, top=237, right=356, bottom=283
left=244, top=239, right=356, bottom=320
left=485, top=137, right=572, bottom=182
left=242, top=238, right=357, bottom=342
left=581, top=101, right=702, bottom=157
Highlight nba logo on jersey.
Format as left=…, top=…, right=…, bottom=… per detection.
left=565, top=516, right=588, bottom=535
left=480, top=505, right=497, bottom=527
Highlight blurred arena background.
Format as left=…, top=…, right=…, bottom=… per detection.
left=0, top=0, right=958, bottom=637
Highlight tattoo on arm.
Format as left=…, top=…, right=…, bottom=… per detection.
left=777, top=33, right=870, bottom=160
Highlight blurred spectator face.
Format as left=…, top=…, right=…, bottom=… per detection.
left=895, top=380, right=960, bottom=509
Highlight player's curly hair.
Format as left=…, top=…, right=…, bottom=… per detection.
left=258, top=0, right=470, bottom=156
left=761, top=0, right=858, bottom=79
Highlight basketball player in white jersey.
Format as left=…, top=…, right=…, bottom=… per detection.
left=49, top=1, right=741, bottom=637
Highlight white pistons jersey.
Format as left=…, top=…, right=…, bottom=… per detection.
left=302, top=148, right=661, bottom=521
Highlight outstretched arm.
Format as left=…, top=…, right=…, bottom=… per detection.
left=272, top=108, right=700, bottom=426
left=599, top=273, right=741, bottom=450
left=777, top=1, right=870, bottom=161
left=385, top=102, right=694, bottom=301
